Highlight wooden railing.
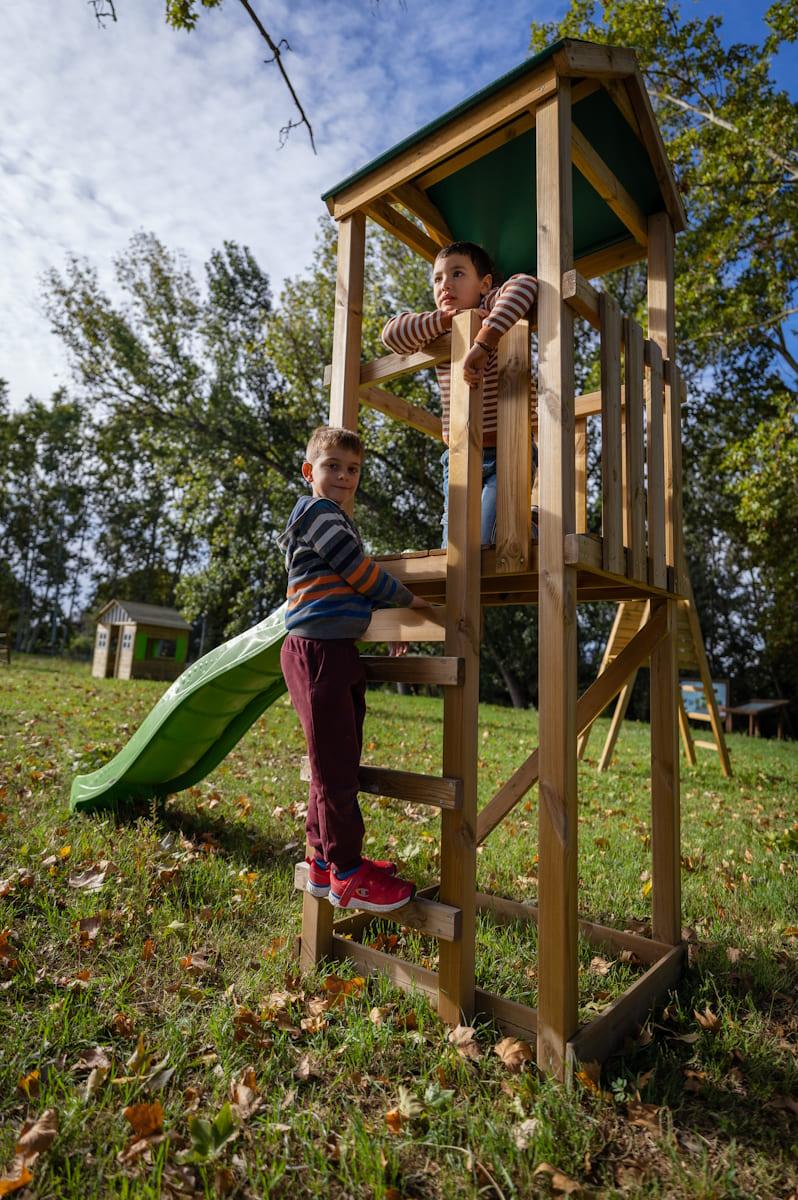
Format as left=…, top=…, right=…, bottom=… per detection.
left=324, top=276, right=682, bottom=593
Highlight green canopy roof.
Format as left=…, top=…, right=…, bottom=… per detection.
left=323, top=41, right=678, bottom=280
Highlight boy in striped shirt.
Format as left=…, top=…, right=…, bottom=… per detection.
left=381, top=241, right=538, bottom=546
left=278, top=426, right=430, bottom=913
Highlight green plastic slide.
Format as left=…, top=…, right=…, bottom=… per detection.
left=70, top=605, right=287, bottom=813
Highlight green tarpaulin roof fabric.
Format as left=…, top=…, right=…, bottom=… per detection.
left=323, top=40, right=670, bottom=280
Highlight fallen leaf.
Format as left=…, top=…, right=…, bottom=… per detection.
left=17, top=1070, right=40, bottom=1099
left=513, top=1117, right=539, bottom=1149
left=15, top=1110, right=58, bottom=1161
left=85, top=1066, right=110, bottom=1099
left=111, top=1013, right=135, bottom=1037
left=626, top=1101, right=662, bottom=1134
left=125, top=1034, right=151, bottom=1075
left=180, top=950, right=217, bottom=977
left=725, top=946, right=743, bottom=965
left=682, top=1068, right=707, bottom=1094
left=294, top=1054, right=322, bottom=1082
left=448, top=1024, right=481, bottom=1061
left=69, top=862, right=111, bottom=891
left=533, top=1162, right=581, bottom=1194
left=140, top=939, right=156, bottom=961
left=694, top=1005, right=722, bottom=1032
left=369, top=1005, right=394, bottom=1026
left=77, top=916, right=101, bottom=947
left=494, top=1037, right=533, bottom=1073
left=73, top=1047, right=112, bottom=1073
left=123, top=1100, right=164, bottom=1139
left=230, top=1069, right=262, bottom=1120
left=589, top=955, right=614, bottom=976
left=575, top=1060, right=602, bottom=1092
left=0, top=1166, right=33, bottom=1196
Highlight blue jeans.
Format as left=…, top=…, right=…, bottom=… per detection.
left=440, top=447, right=497, bottom=548
left=440, top=444, right=539, bottom=548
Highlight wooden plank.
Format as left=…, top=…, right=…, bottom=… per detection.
left=294, top=863, right=461, bottom=941
left=331, top=935, right=439, bottom=1000
left=576, top=239, right=646, bottom=281
left=365, top=197, right=440, bottom=262
left=562, top=270, right=600, bottom=329
left=575, top=417, right=588, bottom=534
left=625, top=70, right=687, bottom=234
left=600, top=292, right=624, bottom=575
left=417, top=110, right=537, bottom=190
left=330, top=64, right=558, bottom=219
left=477, top=601, right=668, bottom=843
left=535, top=80, right=578, bottom=1081
left=299, top=756, right=462, bottom=810
left=578, top=601, right=627, bottom=759
left=389, top=181, right=453, bottom=246
left=623, top=317, right=646, bottom=581
left=496, top=320, right=532, bottom=573
left=680, top=582, right=733, bottom=778
left=647, top=214, right=681, bottom=947
left=438, top=309, right=483, bottom=1026
left=553, top=40, right=637, bottom=79
left=300, top=887, right=334, bottom=971
left=566, top=944, right=685, bottom=1067
left=669, top=363, right=684, bottom=594
left=361, top=606, right=447, bottom=642
left=571, top=125, right=648, bottom=246
left=361, top=384, right=444, bottom=441
left=695, top=739, right=720, bottom=752
left=474, top=989, right=538, bottom=1042
left=475, top=891, right=673, bottom=966
left=361, top=654, right=464, bottom=686
left=602, top=78, right=643, bottom=140
left=329, top=213, right=365, bottom=430
left=677, top=691, right=697, bottom=766
left=358, top=335, right=452, bottom=389
left=645, top=340, right=667, bottom=588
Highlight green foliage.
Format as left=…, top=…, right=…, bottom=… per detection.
left=164, top=0, right=223, bottom=33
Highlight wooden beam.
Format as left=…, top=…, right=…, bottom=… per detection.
left=295, top=863, right=461, bottom=941
left=678, top=690, right=698, bottom=766
left=553, top=40, right=637, bottom=79
left=476, top=602, right=668, bottom=843
left=361, top=654, right=463, bottom=686
left=438, top=309, right=483, bottom=1026
left=625, top=69, right=687, bottom=234
left=536, top=80, right=578, bottom=1080
left=571, top=126, right=648, bottom=246
left=365, top=197, right=440, bottom=262
left=299, top=757, right=462, bottom=810
left=680, top=578, right=733, bottom=779
left=600, top=292, right=625, bottom=575
left=474, top=989, right=538, bottom=1042
left=361, top=606, right=447, bottom=642
left=475, top=891, right=673, bottom=966
left=563, top=269, right=600, bottom=329
left=330, top=64, right=558, bottom=220
left=575, top=417, right=588, bottom=535
left=331, top=935, right=439, bottom=1000
left=496, top=320, right=532, bottom=572
left=329, top=213, right=366, bottom=430
left=358, top=335, right=452, bottom=389
left=623, top=316, right=647, bottom=581
left=576, top=238, right=646, bottom=280
left=598, top=674, right=637, bottom=771
left=645, top=340, right=667, bottom=588
left=361, top=384, right=444, bottom=441
left=602, top=78, right=643, bottom=141
left=389, top=182, right=453, bottom=246
left=566, top=944, right=685, bottom=1067
left=417, top=110, right=537, bottom=190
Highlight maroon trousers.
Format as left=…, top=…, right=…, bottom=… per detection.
left=280, top=634, right=366, bottom=872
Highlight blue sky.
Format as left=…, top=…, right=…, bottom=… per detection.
left=1, top=0, right=795, bottom=407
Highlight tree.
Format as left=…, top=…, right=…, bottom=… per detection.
left=529, top=0, right=798, bottom=710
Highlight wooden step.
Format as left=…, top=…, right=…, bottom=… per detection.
left=300, top=757, right=462, bottom=810
left=293, top=862, right=461, bottom=941
left=361, top=654, right=464, bottom=686
left=361, top=606, right=447, bottom=642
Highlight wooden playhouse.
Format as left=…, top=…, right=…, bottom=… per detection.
left=294, top=37, right=697, bottom=1081
left=91, top=600, right=191, bottom=681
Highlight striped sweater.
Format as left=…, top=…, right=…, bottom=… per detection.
left=380, top=274, right=538, bottom=446
left=277, top=495, right=414, bottom=639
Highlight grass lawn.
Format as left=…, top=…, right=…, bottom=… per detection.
left=1, top=654, right=797, bottom=1198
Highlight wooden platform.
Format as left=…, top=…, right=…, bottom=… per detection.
left=375, top=535, right=681, bottom=606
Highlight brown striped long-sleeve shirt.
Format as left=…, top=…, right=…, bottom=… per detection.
left=380, top=273, right=538, bottom=446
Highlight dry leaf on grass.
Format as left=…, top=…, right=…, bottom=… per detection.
left=230, top=1068, right=261, bottom=1120
left=589, top=955, right=614, bottom=976
left=575, top=1060, right=602, bottom=1093
left=626, top=1101, right=662, bottom=1134
left=73, top=1047, right=112, bottom=1073
left=533, top=1162, right=581, bottom=1194
left=293, top=1054, right=322, bottom=1083
left=111, top=1012, right=135, bottom=1037
left=17, top=1070, right=39, bottom=1099
left=77, top=916, right=101, bottom=947
left=513, top=1117, right=539, bottom=1149
left=69, top=862, right=112, bottom=891
left=494, top=1037, right=533, bottom=1073
left=180, top=950, right=217, bottom=977
left=0, top=1109, right=58, bottom=1195
left=123, top=1100, right=164, bottom=1139
left=448, top=1024, right=481, bottom=1061
left=694, top=1004, right=722, bottom=1032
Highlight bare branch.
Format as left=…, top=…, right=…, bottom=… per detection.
left=236, top=0, right=316, bottom=153
left=89, top=0, right=117, bottom=27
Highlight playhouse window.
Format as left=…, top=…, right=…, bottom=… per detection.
left=98, top=631, right=107, bottom=648
left=147, top=638, right=176, bottom=659
left=122, top=632, right=132, bottom=650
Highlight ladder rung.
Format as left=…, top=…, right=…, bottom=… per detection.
left=694, top=739, right=719, bottom=752
left=361, top=606, right=446, bottom=643
left=361, top=655, right=464, bottom=686
left=300, top=758, right=462, bottom=810
left=293, top=862, right=461, bottom=941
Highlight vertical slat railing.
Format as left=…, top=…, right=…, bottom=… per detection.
left=496, top=321, right=532, bottom=573
left=623, top=317, right=646, bottom=581
left=575, top=417, right=588, bottom=534
left=599, top=293, right=624, bottom=574
left=645, top=340, right=667, bottom=588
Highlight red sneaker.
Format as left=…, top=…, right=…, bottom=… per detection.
left=303, top=856, right=398, bottom=899
left=329, top=861, right=415, bottom=913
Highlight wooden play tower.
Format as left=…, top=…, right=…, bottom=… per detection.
left=295, top=39, right=690, bottom=1081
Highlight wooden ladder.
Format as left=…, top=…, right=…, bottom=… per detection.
left=295, top=311, right=485, bottom=1023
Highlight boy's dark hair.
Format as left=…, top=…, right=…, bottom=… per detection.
left=305, top=426, right=363, bottom=463
left=435, top=241, right=495, bottom=281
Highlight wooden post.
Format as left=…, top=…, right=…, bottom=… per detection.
left=646, top=340, right=667, bottom=589
left=600, top=293, right=624, bottom=575
left=536, top=81, right=578, bottom=1080
left=496, top=321, right=532, bottom=572
left=648, top=212, right=681, bottom=946
left=329, top=212, right=366, bottom=430
left=437, top=309, right=483, bottom=1025
left=623, top=317, right=646, bottom=581
left=575, top=417, right=588, bottom=534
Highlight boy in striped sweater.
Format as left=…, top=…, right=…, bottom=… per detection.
left=381, top=241, right=538, bottom=546
left=278, top=425, right=430, bottom=913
